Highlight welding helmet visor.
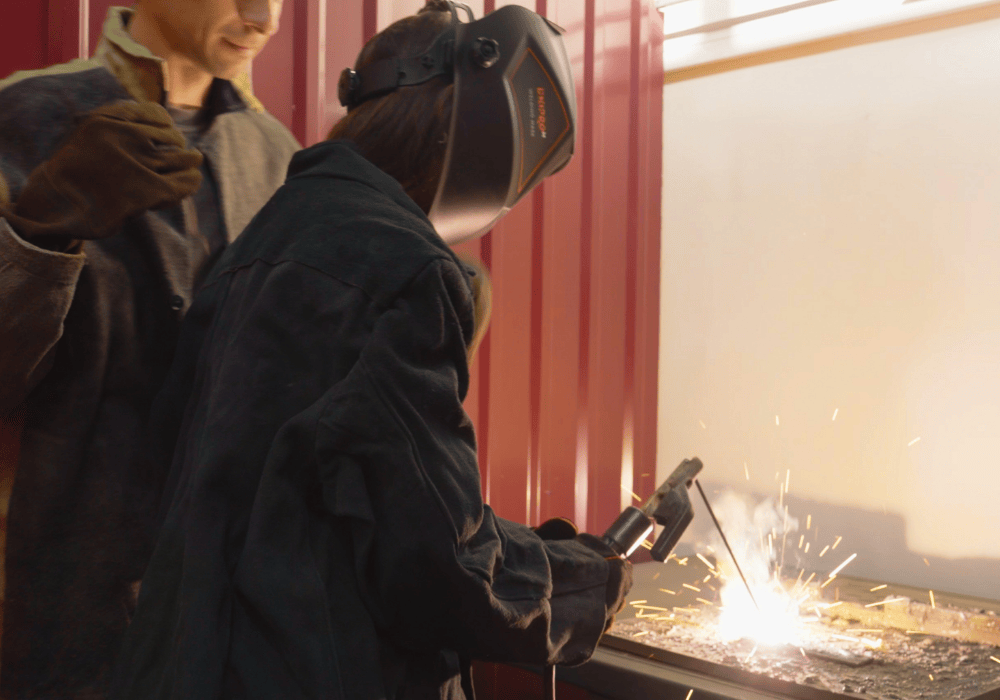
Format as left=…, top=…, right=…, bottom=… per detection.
left=338, top=2, right=576, bottom=244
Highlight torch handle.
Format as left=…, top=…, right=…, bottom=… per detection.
left=601, top=506, right=655, bottom=558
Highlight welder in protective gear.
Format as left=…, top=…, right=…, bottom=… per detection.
left=110, top=2, right=631, bottom=698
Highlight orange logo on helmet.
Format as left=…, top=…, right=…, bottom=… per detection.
left=537, top=87, right=547, bottom=139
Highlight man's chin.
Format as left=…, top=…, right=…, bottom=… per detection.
left=211, top=61, right=250, bottom=82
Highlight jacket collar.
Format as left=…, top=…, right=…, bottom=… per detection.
left=287, top=141, right=429, bottom=218
left=94, top=6, right=264, bottom=114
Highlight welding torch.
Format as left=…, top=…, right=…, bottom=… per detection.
left=542, top=458, right=703, bottom=700
left=601, top=457, right=703, bottom=561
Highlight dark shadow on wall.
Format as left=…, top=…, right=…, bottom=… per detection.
left=676, top=481, right=1000, bottom=603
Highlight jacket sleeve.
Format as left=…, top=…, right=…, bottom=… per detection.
left=316, top=258, right=610, bottom=666
left=0, top=217, right=84, bottom=415
left=0, top=85, right=85, bottom=415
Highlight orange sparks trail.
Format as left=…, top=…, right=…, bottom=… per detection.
left=745, top=644, right=758, bottom=663
left=908, top=437, right=921, bottom=447
left=696, top=598, right=714, bottom=606
left=870, top=584, right=887, bottom=592
left=683, top=583, right=701, bottom=592
left=659, top=588, right=676, bottom=595
left=923, top=558, right=931, bottom=567
left=832, top=535, right=843, bottom=550
left=806, top=514, right=812, bottom=530
left=929, top=590, right=936, bottom=608
left=819, top=545, right=830, bottom=557
left=744, top=462, right=750, bottom=480
left=990, top=656, right=1000, bottom=664
left=804, top=542, right=811, bottom=554
left=696, top=553, right=717, bottom=572
left=865, top=597, right=908, bottom=608
left=685, top=691, right=694, bottom=700
left=828, top=552, right=857, bottom=578
left=832, top=408, right=838, bottom=420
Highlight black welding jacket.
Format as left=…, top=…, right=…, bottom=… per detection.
left=110, top=141, right=611, bottom=700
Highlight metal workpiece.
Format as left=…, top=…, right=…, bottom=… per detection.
left=582, top=562, right=1000, bottom=700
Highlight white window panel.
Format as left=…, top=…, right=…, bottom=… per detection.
left=656, top=0, right=1000, bottom=71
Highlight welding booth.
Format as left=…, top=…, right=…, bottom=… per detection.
left=3, top=0, right=1000, bottom=699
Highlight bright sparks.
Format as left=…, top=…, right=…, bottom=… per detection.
left=990, top=656, right=1000, bottom=664
left=870, top=584, right=887, bottom=592
left=865, top=597, right=908, bottom=608
left=685, top=690, right=694, bottom=700
left=828, top=553, right=858, bottom=578
left=832, top=535, right=843, bottom=550
left=744, top=462, right=750, bottom=480
left=929, top=590, right=936, bottom=608
left=776, top=415, right=780, bottom=426
left=908, top=437, right=921, bottom=447
left=832, top=408, right=838, bottom=420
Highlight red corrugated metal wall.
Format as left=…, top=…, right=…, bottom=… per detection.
left=0, top=0, right=661, bottom=542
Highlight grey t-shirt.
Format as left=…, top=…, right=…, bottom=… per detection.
left=167, top=104, right=224, bottom=258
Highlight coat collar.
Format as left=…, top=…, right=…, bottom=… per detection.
left=287, top=140, right=434, bottom=225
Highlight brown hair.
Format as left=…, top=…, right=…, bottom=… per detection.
left=327, top=1, right=455, bottom=214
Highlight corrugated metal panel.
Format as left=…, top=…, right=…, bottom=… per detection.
left=0, top=0, right=662, bottom=541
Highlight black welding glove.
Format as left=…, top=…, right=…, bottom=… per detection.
left=533, top=519, right=633, bottom=631
left=533, top=517, right=579, bottom=541
left=576, top=533, right=633, bottom=632
left=0, top=100, right=203, bottom=252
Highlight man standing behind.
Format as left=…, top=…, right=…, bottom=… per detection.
left=0, top=0, right=297, bottom=696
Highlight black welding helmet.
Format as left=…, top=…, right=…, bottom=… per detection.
left=338, top=2, right=576, bottom=244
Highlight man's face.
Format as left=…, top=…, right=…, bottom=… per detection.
left=146, top=0, right=284, bottom=80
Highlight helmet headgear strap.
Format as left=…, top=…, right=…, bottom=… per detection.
left=338, top=2, right=475, bottom=110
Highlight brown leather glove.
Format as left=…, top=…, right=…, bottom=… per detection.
left=576, top=533, right=633, bottom=632
left=0, top=100, right=203, bottom=251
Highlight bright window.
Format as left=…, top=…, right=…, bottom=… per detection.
left=655, top=0, right=999, bottom=70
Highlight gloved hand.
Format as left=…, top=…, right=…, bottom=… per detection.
left=532, top=517, right=578, bottom=541
left=0, top=100, right=203, bottom=251
left=576, top=533, right=633, bottom=632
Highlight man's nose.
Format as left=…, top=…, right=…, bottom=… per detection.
left=238, top=0, right=281, bottom=35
